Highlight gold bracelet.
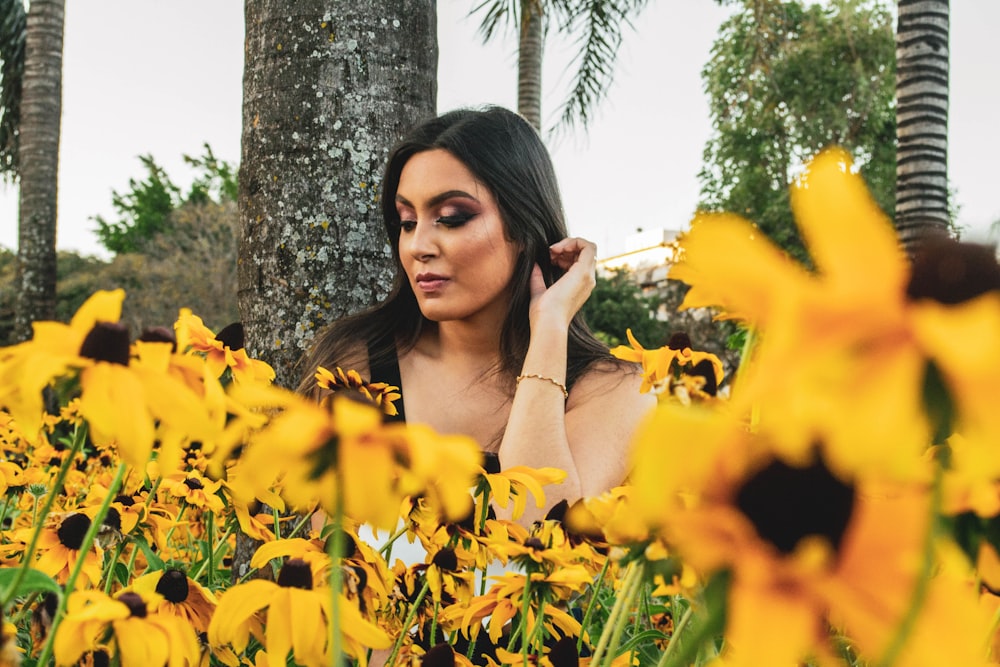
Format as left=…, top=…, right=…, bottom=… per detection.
left=516, top=373, right=568, bottom=398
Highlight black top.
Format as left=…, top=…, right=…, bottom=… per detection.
left=366, top=334, right=502, bottom=472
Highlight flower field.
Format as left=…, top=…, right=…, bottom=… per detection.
left=2, top=148, right=1000, bottom=666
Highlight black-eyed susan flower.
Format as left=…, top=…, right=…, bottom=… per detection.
left=611, top=329, right=724, bottom=399
left=226, top=385, right=480, bottom=530
left=158, top=470, right=226, bottom=514
left=668, top=149, right=934, bottom=478
left=630, top=401, right=992, bottom=667
left=0, top=290, right=217, bottom=470
left=208, top=558, right=390, bottom=667
left=175, top=310, right=275, bottom=385
left=130, top=568, right=217, bottom=634
left=314, top=366, right=400, bottom=417
left=54, top=589, right=200, bottom=667
left=20, top=512, right=104, bottom=588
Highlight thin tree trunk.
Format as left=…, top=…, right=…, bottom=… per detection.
left=895, top=0, right=949, bottom=255
left=234, top=0, right=436, bottom=582
left=14, top=0, right=63, bottom=341
left=518, top=0, right=544, bottom=131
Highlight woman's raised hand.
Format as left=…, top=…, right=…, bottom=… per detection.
left=528, top=237, right=598, bottom=330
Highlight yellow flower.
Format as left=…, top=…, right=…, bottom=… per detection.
left=476, top=458, right=567, bottom=522
left=24, top=512, right=103, bottom=589
left=611, top=329, right=725, bottom=397
left=630, top=401, right=990, bottom=666
left=227, top=384, right=480, bottom=530
left=0, top=290, right=218, bottom=470
left=314, top=365, right=401, bottom=416
left=54, top=589, right=200, bottom=667
left=208, top=558, right=390, bottom=667
left=668, top=149, right=938, bottom=478
left=157, top=470, right=226, bottom=513
left=175, top=309, right=275, bottom=385
left=130, top=568, right=217, bottom=634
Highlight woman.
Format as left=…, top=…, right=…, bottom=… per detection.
left=299, top=106, right=654, bottom=522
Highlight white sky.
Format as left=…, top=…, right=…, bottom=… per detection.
left=1, top=1, right=998, bottom=260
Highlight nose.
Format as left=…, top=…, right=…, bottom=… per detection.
left=403, top=219, right=438, bottom=262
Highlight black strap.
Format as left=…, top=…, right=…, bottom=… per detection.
left=367, top=337, right=406, bottom=422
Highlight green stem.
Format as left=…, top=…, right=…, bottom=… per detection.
left=205, top=511, right=216, bottom=589
left=327, top=495, right=345, bottom=667
left=590, top=561, right=642, bottom=666
left=507, top=573, right=532, bottom=657
left=0, top=423, right=87, bottom=608
left=190, top=523, right=237, bottom=582
left=386, top=577, right=431, bottom=666
left=36, top=460, right=128, bottom=667
left=578, top=557, right=612, bottom=653
left=600, top=561, right=645, bottom=667
left=875, top=462, right=944, bottom=667
left=102, top=540, right=128, bottom=593
left=658, top=603, right=724, bottom=667
left=655, top=605, right=693, bottom=667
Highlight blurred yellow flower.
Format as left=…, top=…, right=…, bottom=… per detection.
left=175, top=310, right=275, bottom=385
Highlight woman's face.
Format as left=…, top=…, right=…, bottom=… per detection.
left=395, top=149, right=520, bottom=326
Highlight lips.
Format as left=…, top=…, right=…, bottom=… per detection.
left=415, top=272, right=449, bottom=292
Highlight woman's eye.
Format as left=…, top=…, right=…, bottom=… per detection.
left=399, top=220, right=417, bottom=232
left=435, top=213, right=474, bottom=227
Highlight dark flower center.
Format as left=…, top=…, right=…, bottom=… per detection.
left=481, top=451, right=502, bottom=475
left=114, top=494, right=136, bottom=507
left=524, top=537, right=545, bottom=551
left=906, top=237, right=1000, bottom=305
left=276, top=558, right=313, bottom=590
left=432, top=548, right=459, bottom=572
left=687, top=358, right=719, bottom=396
left=545, top=499, right=569, bottom=523
left=117, top=592, right=147, bottom=618
left=216, top=322, right=245, bottom=351
left=735, top=456, right=855, bottom=556
left=138, top=326, right=177, bottom=351
left=183, top=477, right=204, bottom=491
left=57, top=513, right=92, bottom=550
left=79, top=322, right=131, bottom=366
left=103, top=507, right=121, bottom=532
left=91, top=649, right=110, bottom=667
left=667, top=332, right=692, bottom=350
left=548, top=636, right=580, bottom=667
left=422, top=643, right=455, bottom=667
left=155, top=568, right=190, bottom=603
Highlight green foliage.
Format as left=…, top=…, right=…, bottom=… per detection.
left=583, top=268, right=669, bottom=348
left=93, top=143, right=237, bottom=255
left=699, top=0, right=896, bottom=262
left=0, top=0, right=25, bottom=179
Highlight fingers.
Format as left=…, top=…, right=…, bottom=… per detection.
left=549, top=237, right=597, bottom=271
left=528, top=263, right=546, bottom=300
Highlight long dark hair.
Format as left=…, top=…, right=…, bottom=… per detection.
left=298, top=106, right=614, bottom=395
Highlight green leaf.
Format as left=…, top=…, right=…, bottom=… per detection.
left=131, top=533, right=165, bottom=570
left=0, top=566, right=62, bottom=599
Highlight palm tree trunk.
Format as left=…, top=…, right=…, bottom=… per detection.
left=14, top=0, right=63, bottom=341
left=895, top=0, right=949, bottom=255
left=517, top=0, right=544, bottom=131
left=239, top=0, right=437, bottom=389
left=234, top=0, right=437, bottom=582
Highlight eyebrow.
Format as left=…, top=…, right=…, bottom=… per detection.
left=395, top=190, right=479, bottom=208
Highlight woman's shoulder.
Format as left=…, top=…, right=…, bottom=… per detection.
left=567, top=358, right=649, bottom=409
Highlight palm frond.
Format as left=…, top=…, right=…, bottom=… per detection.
left=549, top=0, right=650, bottom=135
left=0, top=0, right=26, bottom=179
left=470, top=0, right=520, bottom=43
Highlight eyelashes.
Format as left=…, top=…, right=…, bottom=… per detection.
left=396, top=212, right=475, bottom=232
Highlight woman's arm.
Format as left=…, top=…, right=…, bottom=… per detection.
left=497, top=238, right=656, bottom=523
